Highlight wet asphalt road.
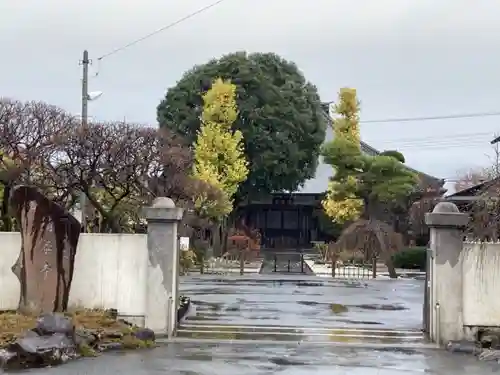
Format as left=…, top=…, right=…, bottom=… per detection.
left=181, top=275, right=424, bottom=330
left=22, top=343, right=499, bottom=375
left=20, top=275, right=497, bottom=374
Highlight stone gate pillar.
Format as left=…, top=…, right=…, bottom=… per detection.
left=425, top=201, right=468, bottom=345
left=143, top=197, right=184, bottom=338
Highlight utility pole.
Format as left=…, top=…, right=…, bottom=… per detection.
left=80, top=50, right=90, bottom=232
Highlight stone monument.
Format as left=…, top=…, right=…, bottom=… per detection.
left=9, top=185, right=81, bottom=313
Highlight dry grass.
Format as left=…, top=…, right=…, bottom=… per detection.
left=68, top=307, right=133, bottom=333
left=0, top=308, right=135, bottom=349
left=0, top=310, right=37, bottom=347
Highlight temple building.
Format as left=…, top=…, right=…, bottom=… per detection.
left=237, top=104, right=443, bottom=250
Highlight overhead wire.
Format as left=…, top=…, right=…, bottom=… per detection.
left=360, top=111, right=500, bottom=123
left=370, top=131, right=493, bottom=143
left=96, top=0, right=229, bottom=62
left=87, top=0, right=500, bottom=156
left=374, top=139, right=491, bottom=149
left=343, top=130, right=496, bottom=151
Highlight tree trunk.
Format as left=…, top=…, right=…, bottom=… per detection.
left=85, top=192, right=122, bottom=233
left=385, top=256, right=398, bottom=279
left=1, top=183, right=12, bottom=231
left=222, top=210, right=239, bottom=255
left=239, top=249, right=245, bottom=275
left=211, top=222, right=222, bottom=256
left=219, top=217, right=228, bottom=257
left=364, top=198, right=399, bottom=279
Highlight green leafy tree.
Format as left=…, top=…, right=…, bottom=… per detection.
left=321, top=88, right=418, bottom=277
left=157, top=51, right=326, bottom=202
left=193, top=78, right=249, bottom=218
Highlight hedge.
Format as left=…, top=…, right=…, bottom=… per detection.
left=391, top=247, right=427, bottom=271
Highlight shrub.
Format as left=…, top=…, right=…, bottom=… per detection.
left=391, top=247, right=427, bottom=270
left=179, top=249, right=197, bottom=275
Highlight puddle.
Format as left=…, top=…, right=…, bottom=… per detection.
left=269, top=357, right=308, bottom=366
left=355, top=304, right=408, bottom=311
left=297, top=301, right=406, bottom=314
left=335, top=319, right=382, bottom=325
left=192, top=301, right=224, bottom=310
left=186, top=314, right=223, bottom=321
left=297, top=300, right=321, bottom=306
left=293, top=290, right=323, bottom=296
left=295, top=282, right=324, bottom=287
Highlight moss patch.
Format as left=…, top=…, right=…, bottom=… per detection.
left=0, top=308, right=154, bottom=353
left=329, top=303, right=349, bottom=314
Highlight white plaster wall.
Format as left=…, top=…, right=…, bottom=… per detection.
left=69, top=233, right=148, bottom=323
left=0, top=232, right=148, bottom=324
left=462, top=242, right=500, bottom=326
left=0, top=232, right=22, bottom=310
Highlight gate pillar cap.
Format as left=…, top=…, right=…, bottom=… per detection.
left=152, top=197, right=175, bottom=208
left=433, top=201, right=459, bottom=213
left=143, top=197, right=183, bottom=222
left=425, top=202, right=469, bottom=228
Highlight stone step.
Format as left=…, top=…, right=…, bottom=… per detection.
left=176, top=323, right=426, bottom=344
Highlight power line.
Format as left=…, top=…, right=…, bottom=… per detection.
left=96, top=0, right=228, bottom=61
left=363, top=136, right=499, bottom=152
left=377, top=138, right=491, bottom=148
left=370, top=131, right=492, bottom=145
left=394, top=141, right=489, bottom=150
left=377, top=138, right=492, bottom=149
left=352, top=131, right=495, bottom=151
left=360, top=111, right=500, bottom=124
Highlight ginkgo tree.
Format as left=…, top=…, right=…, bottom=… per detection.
left=193, top=78, right=249, bottom=220
left=321, top=88, right=418, bottom=277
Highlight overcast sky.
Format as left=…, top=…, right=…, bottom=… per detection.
left=1, top=0, right=500, bottom=193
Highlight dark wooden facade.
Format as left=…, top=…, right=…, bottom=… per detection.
left=238, top=181, right=445, bottom=250
left=237, top=193, right=332, bottom=249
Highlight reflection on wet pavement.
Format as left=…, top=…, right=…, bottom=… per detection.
left=23, top=342, right=497, bottom=374
left=180, top=275, right=424, bottom=330
left=18, top=275, right=498, bottom=374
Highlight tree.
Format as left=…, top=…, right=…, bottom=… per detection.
left=454, top=168, right=490, bottom=192
left=157, top=51, right=327, bottom=202
left=321, top=88, right=418, bottom=277
left=193, top=78, right=249, bottom=218
left=455, top=142, right=500, bottom=241
left=0, top=97, right=225, bottom=235
left=48, top=121, right=223, bottom=233
left=0, top=98, right=75, bottom=229
left=44, top=121, right=157, bottom=232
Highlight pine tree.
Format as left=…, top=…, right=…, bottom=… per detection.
left=321, top=88, right=418, bottom=277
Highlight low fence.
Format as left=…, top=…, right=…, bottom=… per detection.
left=299, top=251, right=378, bottom=279
left=192, top=256, right=263, bottom=275
left=332, top=262, right=376, bottom=279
